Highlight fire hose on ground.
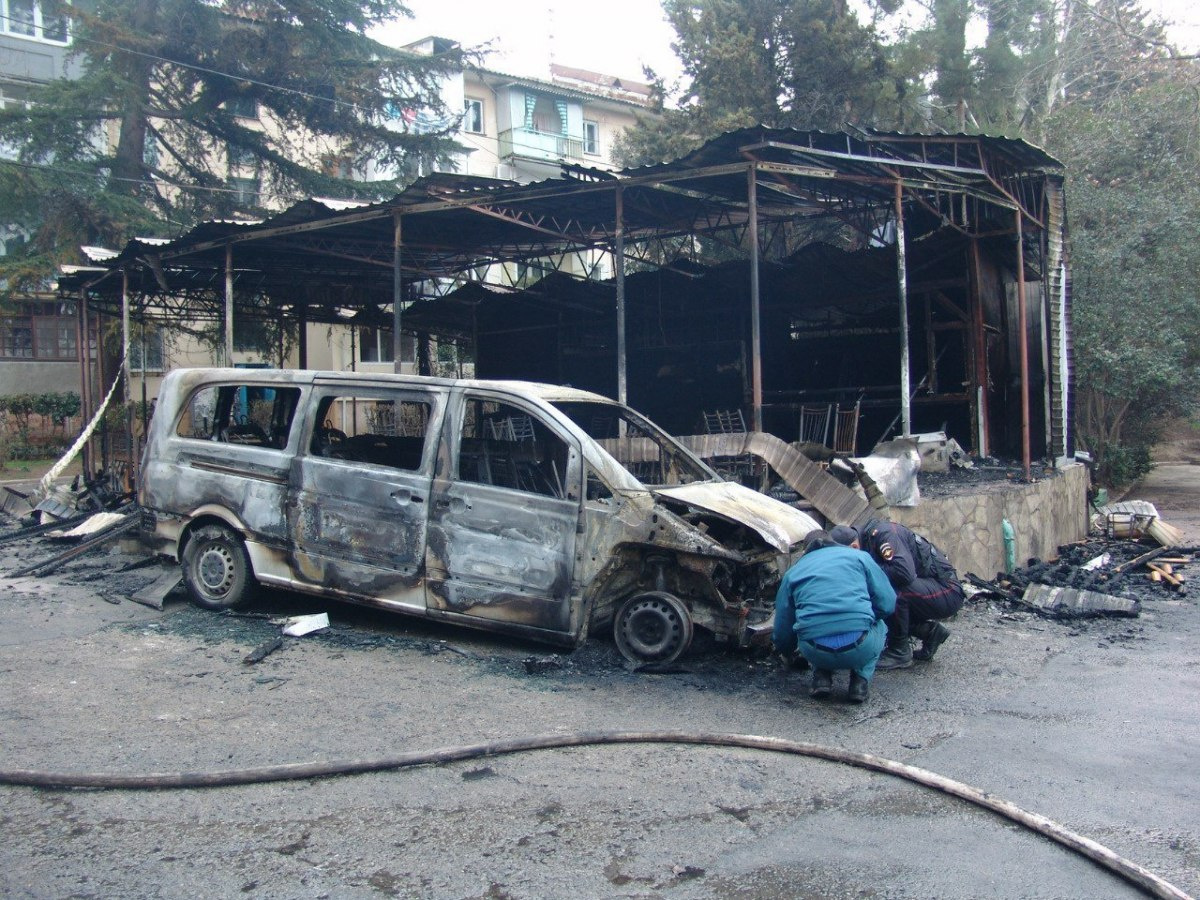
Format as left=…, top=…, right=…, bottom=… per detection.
left=0, top=730, right=1190, bottom=899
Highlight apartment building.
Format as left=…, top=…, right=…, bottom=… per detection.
left=0, top=27, right=654, bottom=399
left=0, top=0, right=85, bottom=394
left=306, top=44, right=655, bottom=377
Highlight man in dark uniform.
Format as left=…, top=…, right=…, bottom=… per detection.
left=830, top=519, right=964, bottom=669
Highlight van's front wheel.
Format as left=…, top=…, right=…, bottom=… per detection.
left=614, top=592, right=693, bottom=665
left=182, top=524, right=255, bottom=610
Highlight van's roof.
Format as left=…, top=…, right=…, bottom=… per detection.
left=168, top=368, right=619, bottom=406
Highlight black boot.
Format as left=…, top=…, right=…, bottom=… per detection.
left=913, top=622, right=951, bottom=661
left=847, top=672, right=869, bottom=703
left=875, top=636, right=914, bottom=670
left=810, top=668, right=833, bottom=698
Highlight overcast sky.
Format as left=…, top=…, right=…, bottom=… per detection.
left=375, top=0, right=1200, bottom=95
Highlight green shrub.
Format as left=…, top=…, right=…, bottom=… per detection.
left=0, top=392, right=82, bottom=463
left=1093, top=441, right=1153, bottom=489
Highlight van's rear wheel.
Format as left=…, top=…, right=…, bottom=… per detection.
left=182, top=524, right=255, bottom=610
left=614, top=592, right=693, bottom=665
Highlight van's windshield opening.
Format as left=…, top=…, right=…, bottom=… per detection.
left=550, top=401, right=713, bottom=487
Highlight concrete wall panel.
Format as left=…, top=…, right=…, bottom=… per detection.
left=890, top=463, right=1089, bottom=581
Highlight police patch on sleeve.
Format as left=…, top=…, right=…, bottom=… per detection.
left=879, top=542, right=895, bottom=561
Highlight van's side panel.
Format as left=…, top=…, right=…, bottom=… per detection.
left=284, top=382, right=442, bottom=611
left=424, top=389, right=583, bottom=635
left=139, top=370, right=310, bottom=559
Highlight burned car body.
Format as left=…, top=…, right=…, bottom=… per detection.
left=140, top=369, right=818, bottom=663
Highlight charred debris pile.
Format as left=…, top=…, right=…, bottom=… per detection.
left=0, top=471, right=136, bottom=580
left=968, top=505, right=1192, bottom=620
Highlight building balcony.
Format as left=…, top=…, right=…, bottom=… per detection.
left=498, top=127, right=583, bottom=164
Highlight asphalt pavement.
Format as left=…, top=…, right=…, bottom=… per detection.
left=0, top=463, right=1197, bottom=899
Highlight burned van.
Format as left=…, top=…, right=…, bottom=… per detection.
left=140, top=369, right=819, bottom=664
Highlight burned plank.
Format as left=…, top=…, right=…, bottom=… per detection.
left=1020, top=583, right=1140, bottom=618
left=243, top=637, right=284, bottom=665
left=129, top=568, right=184, bottom=610
left=0, top=510, right=96, bottom=546
left=5, top=516, right=140, bottom=579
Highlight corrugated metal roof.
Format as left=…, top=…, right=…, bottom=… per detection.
left=58, top=126, right=1065, bottom=330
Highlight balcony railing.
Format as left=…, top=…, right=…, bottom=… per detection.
left=498, top=127, right=584, bottom=164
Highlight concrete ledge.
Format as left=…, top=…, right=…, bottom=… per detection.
left=890, top=463, right=1090, bottom=580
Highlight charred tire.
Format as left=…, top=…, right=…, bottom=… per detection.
left=614, top=592, right=693, bottom=665
left=182, top=524, right=255, bottom=610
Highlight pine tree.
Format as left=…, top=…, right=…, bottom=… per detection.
left=615, top=0, right=904, bottom=167
left=0, top=0, right=467, bottom=292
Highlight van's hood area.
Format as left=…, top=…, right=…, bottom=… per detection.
left=653, top=482, right=820, bottom=553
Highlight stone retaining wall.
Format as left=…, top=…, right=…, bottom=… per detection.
left=889, top=463, right=1090, bottom=581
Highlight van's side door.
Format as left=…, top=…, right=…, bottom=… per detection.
left=287, top=384, right=441, bottom=610
left=425, top=391, right=583, bottom=636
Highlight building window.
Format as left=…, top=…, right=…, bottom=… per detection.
left=526, top=93, right=567, bottom=135
left=464, top=98, right=483, bottom=134
left=0, top=83, right=31, bottom=109
left=359, top=327, right=416, bottom=365
left=130, top=327, right=164, bottom=372
left=229, top=176, right=260, bottom=207
left=0, top=301, right=76, bottom=360
left=322, top=154, right=354, bottom=179
left=143, top=133, right=159, bottom=169
left=227, top=142, right=256, bottom=170
left=2, top=0, right=66, bottom=42
left=583, top=120, right=599, bottom=155
left=1, top=316, right=32, bottom=357
left=224, top=95, right=258, bottom=120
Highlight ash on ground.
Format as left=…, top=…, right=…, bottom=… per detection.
left=918, top=458, right=1055, bottom=499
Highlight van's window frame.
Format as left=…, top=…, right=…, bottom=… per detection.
left=305, top=386, right=439, bottom=474
left=453, top=393, right=580, bottom=501
left=174, top=382, right=302, bottom=450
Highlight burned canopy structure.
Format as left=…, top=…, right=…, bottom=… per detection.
left=59, top=127, right=1071, bottom=474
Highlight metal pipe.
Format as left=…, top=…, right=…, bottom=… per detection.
left=748, top=165, right=763, bottom=432
left=393, top=211, right=403, bottom=374
left=77, top=287, right=91, bottom=475
left=895, top=180, right=911, bottom=437
left=969, top=239, right=990, bottom=456
left=297, top=303, right=308, bottom=369
left=121, top=270, right=134, bottom=486
left=1015, top=211, right=1031, bottom=480
left=615, top=185, right=627, bottom=405
left=224, top=244, right=234, bottom=366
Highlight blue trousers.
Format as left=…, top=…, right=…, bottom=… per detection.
left=798, top=619, right=889, bottom=680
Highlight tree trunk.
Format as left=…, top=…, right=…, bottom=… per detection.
left=109, top=0, right=160, bottom=201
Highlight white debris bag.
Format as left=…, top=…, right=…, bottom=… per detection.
left=281, top=613, right=330, bottom=637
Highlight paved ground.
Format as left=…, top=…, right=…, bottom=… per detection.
left=0, top=461, right=1197, bottom=899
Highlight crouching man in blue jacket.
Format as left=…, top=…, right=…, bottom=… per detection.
left=773, top=529, right=897, bottom=704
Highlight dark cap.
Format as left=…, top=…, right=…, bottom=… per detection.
left=803, top=529, right=835, bottom=552
left=830, top=524, right=859, bottom=546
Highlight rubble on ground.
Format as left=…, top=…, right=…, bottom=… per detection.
left=968, top=536, right=1193, bottom=620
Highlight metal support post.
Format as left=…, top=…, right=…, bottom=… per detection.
left=895, top=180, right=912, bottom=437
left=615, top=185, right=627, bottom=405
left=393, top=211, right=404, bottom=374
left=748, top=165, right=763, bottom=432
